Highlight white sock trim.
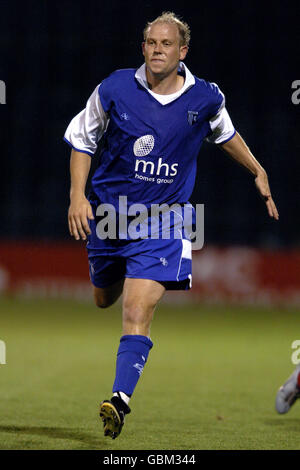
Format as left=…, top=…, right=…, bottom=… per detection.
left=114, top=391, right=130, bottom=405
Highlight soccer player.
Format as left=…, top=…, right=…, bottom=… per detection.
left=64, top=12, right=279, bottom=439
left=275, top=365, right=300, bottom=414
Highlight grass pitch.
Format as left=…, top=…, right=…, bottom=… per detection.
left=0, top=295, right=300, bottom=450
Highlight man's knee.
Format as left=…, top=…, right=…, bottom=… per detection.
left=94, top=295, right=113, bottom=309
left=94, top=289, right=117, bottom=308
left=93, top=281, right=124, bottom=309
left=123, top=302, right=153, bottom=326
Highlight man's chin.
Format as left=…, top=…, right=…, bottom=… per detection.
left=146, top=63, right=168, bottom=79
left=148, top=63, right=165, bottom=73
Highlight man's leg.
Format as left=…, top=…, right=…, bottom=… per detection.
left=100, top=278, right=165, bottom=439
left=93, top=278, right=125, bottom=308
left=122, top=278, right=165, bottom=336
left=275, top=365, right=300, bottom=414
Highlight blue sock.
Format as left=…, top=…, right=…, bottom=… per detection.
left=112, top=335, right=153, bottom=397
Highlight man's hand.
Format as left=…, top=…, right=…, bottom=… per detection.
left=255, top=171, right=279, bottom=220
left=68, top=194, right=94, bottom=241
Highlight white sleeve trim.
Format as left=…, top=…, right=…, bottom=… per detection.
left=206, top=99, right=235, bottom=145
left=64, top=84, right=108, bottom=155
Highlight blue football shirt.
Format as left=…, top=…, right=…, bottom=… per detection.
left=64, top=62, right=236, bottom=209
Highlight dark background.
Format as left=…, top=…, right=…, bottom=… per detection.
left=0, top=0, right=299, bottom=248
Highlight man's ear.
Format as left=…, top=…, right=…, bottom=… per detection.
left=180, top=45, right=189, bottom=61
left=142, top=42, right=145, bottom=56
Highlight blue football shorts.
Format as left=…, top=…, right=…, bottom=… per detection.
left=86, top=202, right=194, bottom=291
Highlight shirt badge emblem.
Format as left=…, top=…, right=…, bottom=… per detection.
left=188, top=111, right=198, bottom=126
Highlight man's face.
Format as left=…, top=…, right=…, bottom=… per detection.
left=142, top=22, right=188, bottom=79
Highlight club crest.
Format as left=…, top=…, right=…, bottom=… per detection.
left=188, top=110, right=198, bottom=126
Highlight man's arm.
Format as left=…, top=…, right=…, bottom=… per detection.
left=68, top=149, right=94, bottom=241
left=64, top=84, right=109, bottom=240
left=219, top=132, right=279, bottom=220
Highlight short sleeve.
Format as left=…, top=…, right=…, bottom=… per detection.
left=63, top=85, right=108, bottom=156
left=206, top=92, right=236, bottom=145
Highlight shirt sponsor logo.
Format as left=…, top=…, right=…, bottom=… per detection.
left=135, top=157, right=178, bottom=177
left=133, top=135, right=178, bottom=179
left=133, top=135, right=155, bottom=157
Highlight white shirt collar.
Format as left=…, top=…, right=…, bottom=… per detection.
left=135, top=62, right=195, bottom=95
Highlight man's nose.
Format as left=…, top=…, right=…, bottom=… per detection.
left=154, top=43, right=163, bottom=53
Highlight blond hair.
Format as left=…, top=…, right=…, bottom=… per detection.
left=143, top=11, right=191, bottom=47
